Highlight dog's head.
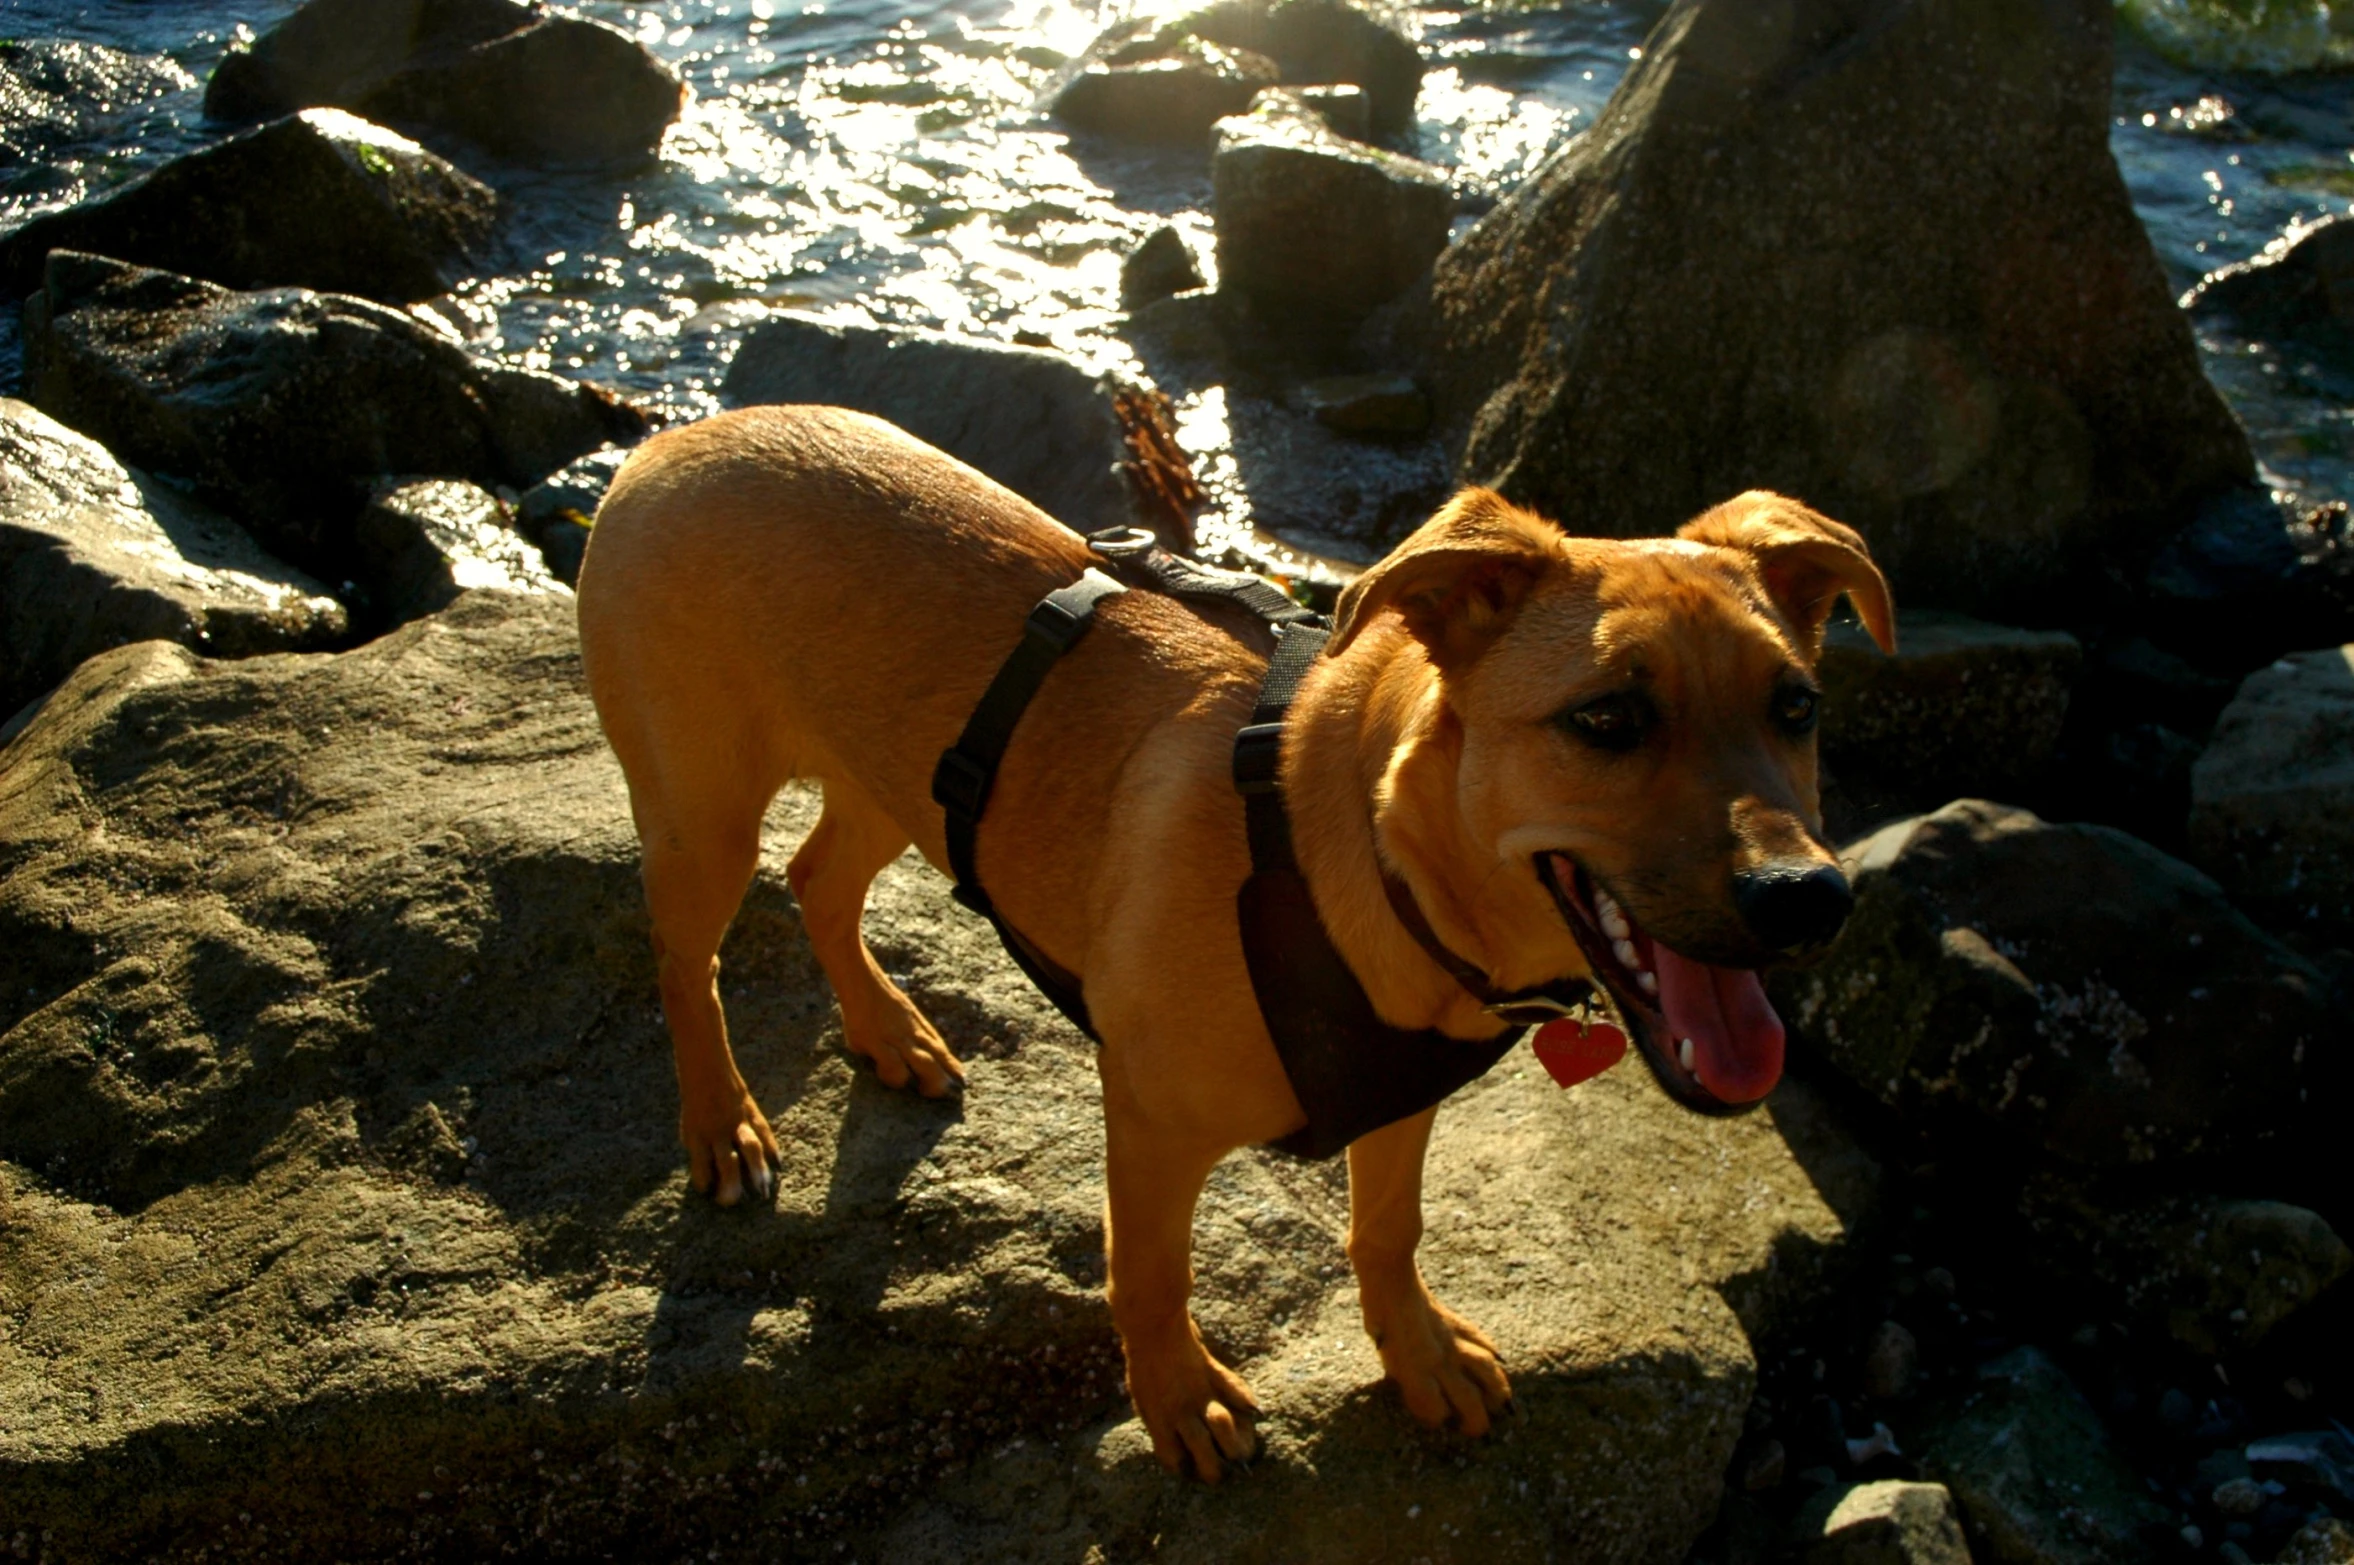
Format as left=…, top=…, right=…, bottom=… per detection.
left=1328, top=487, right=1894, bottom=1114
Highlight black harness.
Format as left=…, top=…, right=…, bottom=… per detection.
left=931, top=529, right=1598, bottom=1159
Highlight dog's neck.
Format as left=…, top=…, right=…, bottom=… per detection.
left=1287, top=623, right=1586, bottom=1037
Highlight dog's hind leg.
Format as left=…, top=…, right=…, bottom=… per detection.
left=787, top=776, right=966, bottom=1097
left=637, top=781, right=783, bottom=1207
left=1346, top=1106, right=1513, bottom=1434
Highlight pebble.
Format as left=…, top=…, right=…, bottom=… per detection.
left=2213, top=1477, right=2265, bottom=1517
left=1862, top=1320, right=1918, bottom=1400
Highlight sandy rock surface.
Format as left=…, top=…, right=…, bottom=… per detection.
left=0, top=591, right=1881, bottom=1562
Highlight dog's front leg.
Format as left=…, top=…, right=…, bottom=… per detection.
left=1347, top=1106, right=1513, bottom=1434
left=1102, top=1098, right=1260, bottom=1481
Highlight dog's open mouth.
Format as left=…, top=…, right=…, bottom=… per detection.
left=1535, top=852, right=1784, bottom=1116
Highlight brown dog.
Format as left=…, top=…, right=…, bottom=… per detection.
left=574, top=404, right=1895, bottom=1480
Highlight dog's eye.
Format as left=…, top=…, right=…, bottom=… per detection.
left=1561, top=692, right=1650, bottom=752
left=1773, top=683, right=1820, bottom=736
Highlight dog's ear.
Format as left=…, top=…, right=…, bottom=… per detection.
left=1326, top=488, right=1561, bottom=664
left=1678, top=491, right=1896, bottom=655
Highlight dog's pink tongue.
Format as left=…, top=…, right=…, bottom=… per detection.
left=1650, top=945, right=1785, bottom=1103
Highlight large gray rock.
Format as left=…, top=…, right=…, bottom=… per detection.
left=1916, top=1349, right=2172, bottom=1565
left=1799, top=1480, right=1975, bottom=1565
left=22, top=251, right=647, bottom=579
left=1772, top=800, right=2326, bottom=1169
left=352, top=477, right=563, bottom=628
left=206, top=0, right=683, bottom=168
left=0, top=590, right=1881, bottom=1560
left=0, top=109, right=496, bottom=303
left=0, top=40, right=193, bottom=185
left=2189, top=645, right=2354, bottom=935
left=1429, top=0, right=2253, bottom=623
left=722, top=313, right=1159, bottom=537
left=1818, top=612, right=2081, bottom=806
left=0, top=398, right=345, bottom=720
left=1213, top=92, right=1450, bottom=330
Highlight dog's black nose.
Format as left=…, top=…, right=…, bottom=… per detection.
left=1732, top=860, right=1853, bottom=953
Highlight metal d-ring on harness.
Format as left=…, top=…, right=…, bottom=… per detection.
left=931, top=527, right=1598, bottom=1160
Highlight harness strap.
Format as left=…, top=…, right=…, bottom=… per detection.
left=1229, top=625, right=1520, bottom=1161
left=931, top=567, right=1127, bottom=1038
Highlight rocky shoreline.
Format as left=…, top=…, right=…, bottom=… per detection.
left=2, top=1, right=2351, bottom=1562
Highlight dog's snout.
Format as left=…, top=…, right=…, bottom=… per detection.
left=1732, top=860, right=1853, bottom=953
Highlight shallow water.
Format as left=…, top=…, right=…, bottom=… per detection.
left=7, top=0, right=2354, bottom=546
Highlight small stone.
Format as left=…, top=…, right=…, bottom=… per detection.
left=1797, top=1480, right=1971, bottom=1565
left=1743, top=1438, right=1787, bottom=1493
left=1051, top=36, right=1277, bottom=145
left=1120, top=225, right=1207, bottom=309
left=1297, top=373, right=1429, bottom=438
left=2220, top=1542, right=2257, bottom=1565
left=539, top=520, right=591, bottom=588
left=2191, top=644, right=2354, bottom=941
left=2211, top=1477, right=2264, bottom=1517
left=353, top=477, right=563, bottom=627
left=1267, top=81, right=1370, bottom=141
left=1862, top=1321, right=1919, bottom=1402
left=1923, top=1268, right=1957, bottom=1302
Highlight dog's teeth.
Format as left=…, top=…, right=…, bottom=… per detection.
left=1638, top=971, right=1658, bottom=996
left=1613, top=938, right=1639, bottom=971
left=1600, top=907, right=1631, bottom=941
left=1595, top=888, right=1620, bottom=918
left=1678, top=1037, right=1696, bottom=1073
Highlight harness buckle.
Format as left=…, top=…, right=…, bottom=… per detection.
left=1025, top=595, right=1092, bottom=653
left=1232, top=723, right=1285, bottom=795
left=931, top=748, right=993, bottom=821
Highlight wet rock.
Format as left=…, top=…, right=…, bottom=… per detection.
left=722, top=312, right=1157, bottom=535
left=1171, top=0, right=1423, bottom=136
left=1917, top=1348, right=2171, bottom=1565
left=206, top=0, right=683, bottom=168
left=21, top=251, right=647, bottom=579
left=1259, top=81, right=1372, bottom=142
left=0, top=39, right=194, bottom=176
left=1119, top=224, right=1207, bottom=309
left=2248, top=1431, right=2354, bottom=1505
left=538, top=519, right=590, bottom=587
left=2278, top=1517, right=2354, bottom=1565
left=2211, top=1478, right=2265, bottom=1517
left=352, top=478, right=561, bottom=628
left=2139, top=487, right=2354, bottom=675
left=1429, top=0, right=2252, bottom=623
left=2019, top=1190, right=2350, bottom=1356
left=0, top=590, right=1882, bottom=1559
left=0, top=398, right=345, bottom=720
left=1212, top=91, right=1450, bottom=330
left=1050, top=36, right=1277, bottom=146
left=1862, top=1320, right=1919, bottom=1402
left=1818, top=611, right=2081, bottom=807
left=1797, top=1480, right=1974, bottom=1565
left=2188, top=645, right=2354, bottom=936
left=516, top=447, right=628, bottom=538
left=1298, top=371, right=1429, bottom=437
left=0, top=109, right=495, bottom=304
left=1771, top=800, right=2325, bottom=1169
left=2188, top=215, right=2354, bottom=346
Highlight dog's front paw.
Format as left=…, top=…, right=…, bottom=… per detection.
left=842, top=991, right=966, bottom=1099
left=1122, top=1318, right=1260, bottom=1482
left=680, top=1088, right=780, bottom=1206
left=1370, top=1284, right=1512, bottom=1437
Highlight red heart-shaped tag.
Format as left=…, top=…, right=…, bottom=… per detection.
left=1530, top=1017, right=1628, bottom=1088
